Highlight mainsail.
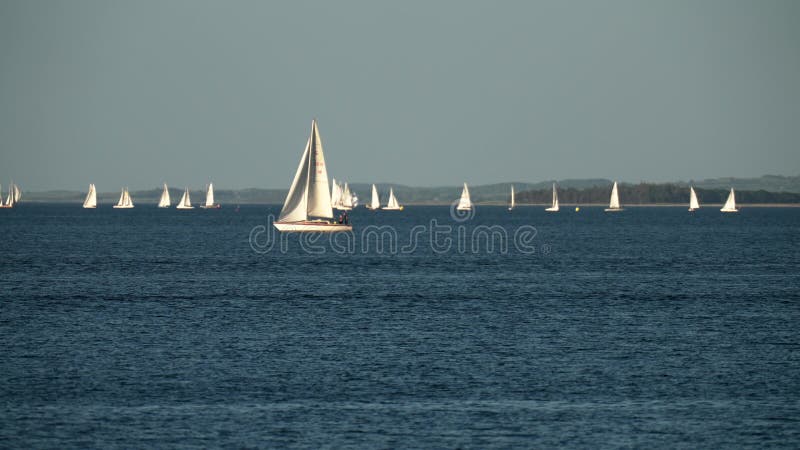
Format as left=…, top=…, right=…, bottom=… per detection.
left=721, top=188, right=737, bottom=212
left=278, top=120, right=334, bottom=222
left=546, top=183, right=559, bottom=212
left=605, top=181, right=622, bottom=212
left=367, top=184, right=380, bottom=210
left=158, top=183, right=171, bottom=208
left=83, top=183, right=97, bottom=208
left=457, top=183, right=472, bottom=210
left=689, top=187, right=700, bottom=211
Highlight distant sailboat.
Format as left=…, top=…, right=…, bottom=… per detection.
left=0, top=182, right=21, bottom=208
left=382, top=187, right=403, bottom=210
left=604, top=181, right=623, bottom=212
left=457, top=183, right=472, bottom=211
left=83, top=183, right=97, bottom=208
left=508, top=185, right=515, bottom=211
left=113, top=187, right=134, bottom=209
left=176, top=187, right=194, bottom=209
left=331, top=178, right=342, bottom=209
left=200, top=182, right=221, bottom=209
left=366, top=184, right=380, bottom=210
left=340, top=182, right=353, bottom=210
left=545, top=183, right=559, bottom=212
left=689, top=186, right=700, bottom=212
left=720, top=188, right=738, bottom=213
left=158, top=183, right=171, bottom=208
left=273, top=119, right=352, bottom=232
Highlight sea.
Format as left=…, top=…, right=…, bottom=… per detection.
left=1, top=203, right=799, bottom=448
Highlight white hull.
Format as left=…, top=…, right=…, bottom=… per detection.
left=382, top=206, right=403, bottom=211
left=721, top=208, right=738, bottom=213
left=456, top=206, right=472, bottom=211
left=604, top=208, right=624, bottom=212
left=176, top=205, right=194, bottom=210
left=112, top=205, right=134, bottom=209
left=200, top=204, right=221, bottom=209
left=545, top=207, right=559, bottom=212
left=83, top=206, right=96, bottom=209
left=274, top=221, right=352, bottom=232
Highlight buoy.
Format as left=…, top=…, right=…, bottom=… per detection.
left=575, top=207, right=580, bottom=212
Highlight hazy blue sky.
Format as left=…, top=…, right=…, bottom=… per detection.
left=1, top=0, right=798, bottom=190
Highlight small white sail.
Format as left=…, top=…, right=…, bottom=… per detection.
left=158, top=183, right=171, bottom=208
left=367, top=184, right=380, bottom=210
left=0, top=184, right=4, bottom=207
left=383, top=187, right=403, bottom=210
left=546, top=183, right=560, bottom=212
left=176, top=188, right=194, bottom=209
left=14, top=184, right=20, bottom=203
left=201, top=182, right=220, bottom=208
left=330, top=178, right=341, bottom=208
left=508, top=185, right=515, bottom=211
left=689, top=187, right=700, bottom=211
left=274, top=119, right=350, bottom=232
left=83, top=183, right=97, bottom=208
left=457, top=183, right=472, bottom=211
left=720, top=188, right=738, bottom=212
left=604, top=181, right=623, bottom=212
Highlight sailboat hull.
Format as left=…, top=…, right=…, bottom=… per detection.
left=545, top=207, right=559, bottom=212
left=604, top=208, right=624, bottom=212
left=274, top=221, right=353, bottom=232
left=112, top=205, right=134, bottom=209
left=83, top=206, right=97, bottom=209
left=176, top=205, right=194, bottom=210
left=720, top=208, right=738, bottom=213
left=200, top=204, right=221, bottom=209
left=456, top=206, right=472, bottom=211
left=382, top=206, right=403, bottom=211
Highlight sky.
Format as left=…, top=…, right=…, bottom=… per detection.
left=1, top=0, right=799, bottom=191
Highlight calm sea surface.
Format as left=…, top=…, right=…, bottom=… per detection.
left=1, top=204, right=799, bottom=448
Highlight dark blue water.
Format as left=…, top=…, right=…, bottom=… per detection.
left=1, top=204, right=799, bottom=448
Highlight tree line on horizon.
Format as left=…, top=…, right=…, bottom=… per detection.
left=516, top=183, right=800, bottom=204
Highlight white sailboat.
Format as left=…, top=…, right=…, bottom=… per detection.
left=340, top=182, right=353, bottom=210
left=83, top=183, right=97, bottom=208
left=508, top=185, right=515, bottom=211
left=176, top=187, right=194, bottom=209
left=113, top=187, right=134, bottom=209
left=366, top=184, right=380, bottom=210
left=0, top=182, right=21, bottom=208
left=689, top=186, right=700, bottom=211
left=331, top=178, right=342, bottom=209
left=720, top=188, right=738, bottom=213
left=457, top=183, right=472, bottom=211
left=274, top=119, right=351, bottom=232
left=604, top=181, right=623, bottom=212
left=545, top=183, right=559, bottom=212
left=200, top=182, right=221, bottom=209
left=382, top=187, right=403, bottom=210
left=158, top=183, right=171, bottom=208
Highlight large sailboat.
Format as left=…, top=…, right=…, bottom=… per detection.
left=113, top=187, right=134, bottom=209
left=366, top=184, right=380, bottom=210
left=456, top=183, right=472, bottom=211
left=604, top=181, right=623, bottom=212
left=382, top=187, right=403, bottom=210
left=158, top=183, right=171, bottom=208
left=0, top=182, right=21, bottom=208
left=720, top=188, right=738, bottom=213
left=274, top=119, right=351, bottom=232
left=200, top=182, right=221, bottom=209
left=83, top=183, right=97, bottom=209
left=545, top=183, right=559, bottom=212
left=508, top=185, right=515, bottom=211
left=689, top=186, right=700, bottom=212
left=176, top=187, right=194, bottom=209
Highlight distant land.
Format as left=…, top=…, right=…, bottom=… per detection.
left=17, top=174, right=800, bottom=205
